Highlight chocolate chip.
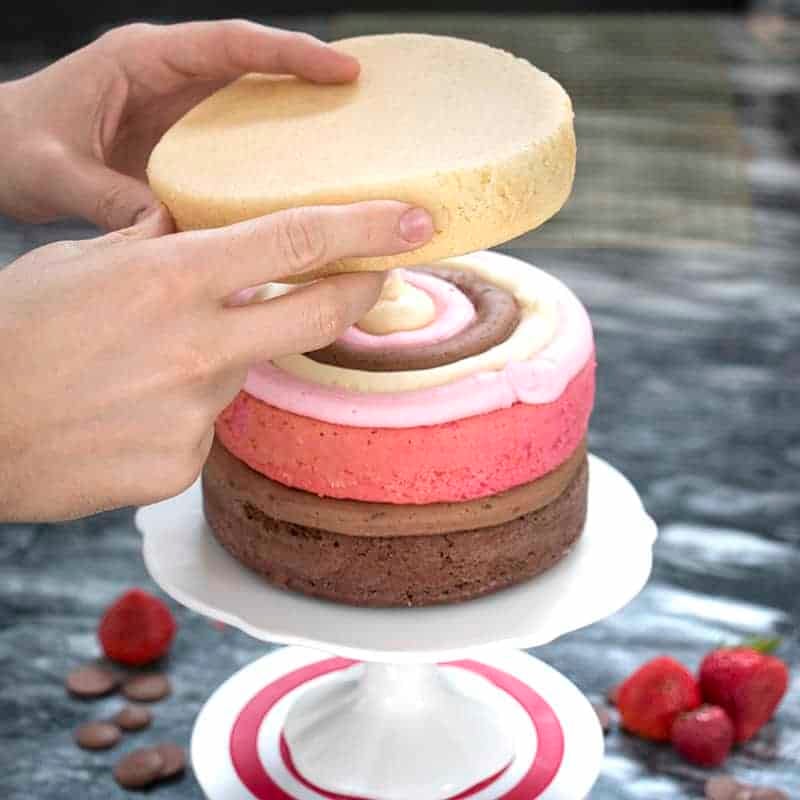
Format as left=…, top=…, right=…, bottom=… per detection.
left=155, top=742, right=186, bottom=780
left=122, top=673, right=171, bottom=702
left=705, top=776, right=744, bottom=800
left=750, top=789, right=789, bottom=800
left=74, top=721, right=122, bottom=750
left=112, top=704, right=152, bottom=732
left=113, top=747, right=165, bottom=790
left=592, top=702, right=612, bottom=734
left=66, top=664, right=119, bottom=698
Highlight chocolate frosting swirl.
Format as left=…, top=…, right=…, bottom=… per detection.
left=307, top=266, right=520, bottom=372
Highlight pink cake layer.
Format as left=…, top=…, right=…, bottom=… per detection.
left=216, top=355, right=595, bottom=505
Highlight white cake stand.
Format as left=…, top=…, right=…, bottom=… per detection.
left=135, top=454, right=656, bottom=800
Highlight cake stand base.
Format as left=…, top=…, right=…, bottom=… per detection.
left=191, top=646, right=604, bottom=800
left=283, top=659, right=515, bottom=799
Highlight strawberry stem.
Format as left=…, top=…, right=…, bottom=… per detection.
left=741, top=636, right=782, bottom=654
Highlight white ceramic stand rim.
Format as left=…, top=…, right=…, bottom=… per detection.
left=136, top=454, right=656, bottom=800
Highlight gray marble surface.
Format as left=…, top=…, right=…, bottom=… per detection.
left=1, top=10, right=799, bottom=800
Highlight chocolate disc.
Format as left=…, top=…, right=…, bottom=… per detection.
left=74, top=721, right=122, bottom=750
left=113, top=747, right=165, bottom=790
left=65, top=664, right=119, bottom=698
left=705, top=776, right=740, bottom=800
left=122, top=673, right=172, bottom=703
left=113, top=704, right=153, bottom=731
left=308, top=266, right=520, bottom=371
left=155, top=742, right=187, bottom=780
left=706, top=776, right=745, bottom=800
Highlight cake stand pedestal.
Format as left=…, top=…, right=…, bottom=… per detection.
left=135, top=455, right=657, bottom=800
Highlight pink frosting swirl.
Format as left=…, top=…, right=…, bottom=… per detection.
left=338, top=269, right=475, bottom=350
left=244, top=263, right=593, bottom=428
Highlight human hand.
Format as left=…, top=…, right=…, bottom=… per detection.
left=0, top=20, right=359, bottom=230
left=0, top=200, right=433, bottom=521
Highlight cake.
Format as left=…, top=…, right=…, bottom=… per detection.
left=146, top=33, right=592, bottom=606
left=202, top=250, right=595, bottom=606
left=147, top=33, right=576, bottom=278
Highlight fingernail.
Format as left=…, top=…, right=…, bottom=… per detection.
left=133, top=204, right=160, bottom=225
left=398, top=207, right=434, bottom=244
left=132, top=206, right=153, bottom=225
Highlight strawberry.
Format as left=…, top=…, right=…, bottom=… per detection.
left=98, top=589, right=177, bottom=666
left=617, top=656, right=702, bottom=741
left=699, top=641, right=789, bottom=744
left=671, top=705, right=734, bottom=767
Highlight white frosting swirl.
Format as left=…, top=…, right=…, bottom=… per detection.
left=272, top=254, right=559, bottom=393
left=357, top=270, right=436, bottom=334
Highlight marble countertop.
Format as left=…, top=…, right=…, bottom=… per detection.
left=1, top=10, right=798, bottom=800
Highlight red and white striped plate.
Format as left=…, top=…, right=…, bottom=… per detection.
left=192, top=647, right=603, bottom=800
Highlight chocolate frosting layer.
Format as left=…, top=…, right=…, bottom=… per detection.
left=203, top=453, right=588, bottom=607
left=204, top=437, right=586, bottom=537
left=307, top=266, right=520, bottom=371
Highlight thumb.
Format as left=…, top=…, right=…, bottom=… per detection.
left=53, top=155, right=161, bottom=231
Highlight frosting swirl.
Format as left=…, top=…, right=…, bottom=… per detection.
left=243, top=250, right=594, bottom=428
left=356, top=270, right=436, bottom=334
left=273, top=254, right=558, bottom=393
left=310, top=266, right=518, bottom=371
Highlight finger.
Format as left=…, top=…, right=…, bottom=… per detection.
left=19, top=205, right=175, bottom=265
left=50, top=154, right=161, bottom=231
left=222, top=272, right=385, bottom=366
left=86, top=205, right=176, bottom=250
left=124, top=204, right=177, bottom=238
left=106, top=20, right=359, bottom=95
left=171, top=202, right=434, bottom=298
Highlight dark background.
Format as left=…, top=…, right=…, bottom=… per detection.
left=6, top=0, right=748, bottom=60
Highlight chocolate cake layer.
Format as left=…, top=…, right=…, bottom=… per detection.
left=204, top=437, right=586, bottom=536
left=202, top=446, right=588, bottom=607
left=308, top=266, right=520, bottom=372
